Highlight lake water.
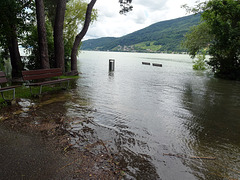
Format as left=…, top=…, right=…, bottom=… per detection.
left=66, top=51, right=240, bottom=179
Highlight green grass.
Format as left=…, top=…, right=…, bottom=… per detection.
left=59, top=75, right=80, bottom=79
left=0, top=86, right=30, bottom=107
left=134, top=41, right=162, bottom=52
left=0, top=85, right=62, bottom=103
left=0, top=76, right=78, bottom=107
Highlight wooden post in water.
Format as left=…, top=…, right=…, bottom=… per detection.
left=109, top=59, right=115, bottom=71
left=152, top=63, right=162, bottom=67
left=142, top=62, right=151, bottom=65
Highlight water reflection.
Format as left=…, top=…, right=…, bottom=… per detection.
left=64, top=51, right=240, bottom=179
left=66, top=87, right=159, bottom=179
left=180, top=78, right=240, bottom=179
left=108, top=71, right=114, bottom=77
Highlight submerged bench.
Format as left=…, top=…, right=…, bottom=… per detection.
left=152, top=63, right=162, bottom=67
left=0, top=71, right=21, bottom=102
left=142, top=62, right=151, bottom=65
left=22, top=68, right=72, bottom=95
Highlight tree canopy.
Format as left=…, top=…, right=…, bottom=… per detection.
left=183, top=0, right=240, bottom=80
left=0, top=0, right=132, bottom=77
left=119, top=0, right=133, bottom=14
left=0, top=0, right=34, bottom=77
left=182, top=21, right=212, bottom=58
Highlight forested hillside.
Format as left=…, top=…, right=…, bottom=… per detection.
left=82, top=14, right=201, bottom=53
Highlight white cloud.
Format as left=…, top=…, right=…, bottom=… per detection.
left=84, top=0, right=203, bottom=40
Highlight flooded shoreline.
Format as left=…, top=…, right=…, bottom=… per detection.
left=73, top=51, right=240, bottom=179
left=0, top=93, right=125, bottom=179
left=1, top=51, right=240, bottom=179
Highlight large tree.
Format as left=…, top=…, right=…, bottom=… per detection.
left=0, top=0, right=32, bottom=78
left=54, top=0, right=67, bottom=72
left=70, top=0, right=96, bottom=73
left=70, top=0, right=133, bottom=74
left=202, top=0, right=240, bottom=79
left=182, top=22, right=213, bottom=58
left=23, top=0, right=97, bottom=72
left=65, top=0, right=97, bottom=73
left=35, top=0, right=50, bottom=69
left=1, top=0, right=133, bottom=76
left=36, top=0, right=132, bottom=74
left=183, top=0, right=240, bottom=80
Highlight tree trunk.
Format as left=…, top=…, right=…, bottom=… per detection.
left=54, top=0, right=66, bottom=73
left=71, top=0, right=97, bottom=74
left=8, top=29, right=23, bottom=78
left=35, top=0, right=50, bottom=69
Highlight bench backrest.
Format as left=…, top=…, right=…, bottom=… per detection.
left=0, top=71, right=7, bottom=84
left=22, top=68, right=63, bottom=81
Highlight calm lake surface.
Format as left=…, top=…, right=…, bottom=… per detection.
left=67, top=51, right=240, bottom=180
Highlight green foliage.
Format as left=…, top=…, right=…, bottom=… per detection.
left=182, top=21, right=212, bottom=58
left=22, top=19, right=55, bottom=70
left=203, top=0, right=240, bottom=79
left=193, top=50, right=207, bottom=70
left=82, top=14, right=201, bottom=53
left=0, top=61, right=4, bottom=71
left=44, top=0, right=57, bottom=27
left=119, top=0, right=133, bottom=14
left=64, top=0, right=97, bottom=42
left=0, top=49, right=4, bottom=71
left=64, top=0, right=97, bottom=71
left=0, top=84, right=75, bottom=105
left=134, top=42, right=162, bottom=52
left=0, top=0, right=33, bottom=44
left=183, top=0, right=240, bottom=80
left=22, top=0, right=97, bottom=71
left=0, top=0, right=34, bottom=60
left=0, top=86, right=30, bottom=105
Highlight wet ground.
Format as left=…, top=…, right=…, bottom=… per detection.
left=0, top=93, right=124, bottom=180
left=0, top=124, right=74, bottom=180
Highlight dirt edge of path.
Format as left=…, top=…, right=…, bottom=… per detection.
left=0, top=101, right=124, bottom=180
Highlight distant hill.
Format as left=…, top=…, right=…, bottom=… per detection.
left=81, top=14, right=201, bottom=53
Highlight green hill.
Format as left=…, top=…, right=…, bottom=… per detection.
left=81, top=14, right=201, bottom=53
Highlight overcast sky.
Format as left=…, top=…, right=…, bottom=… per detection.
left=84, top=0, right=202, bottom=40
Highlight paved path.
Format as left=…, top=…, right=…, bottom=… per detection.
left=0, top=125, right=73, bottom=180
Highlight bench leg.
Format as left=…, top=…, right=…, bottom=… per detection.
left=13, top=88, right=15, bottom=99
left=67, top=80, right=70, bottom=89
left=30, top=86, right=43, bottom=96
left=60, top=80, right=70, bottom=90
left=0, top=92, right=4, bottom=100
left=0, top=89, right=15, bottom=102
left=40, top=85, right=43, bottom=94
left=30, top=86, right=33, bottom=95
left=28, top=81, right=70, bottom=96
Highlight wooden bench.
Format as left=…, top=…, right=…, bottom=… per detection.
left=0, top=71, right=21, bottom=102
left=22, top=68, right=72, bottom=95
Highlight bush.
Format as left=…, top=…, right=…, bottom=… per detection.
left=193, top=50, right=207, bottom=70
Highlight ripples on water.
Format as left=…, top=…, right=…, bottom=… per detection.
left=66, top=51, right=240, bottom=180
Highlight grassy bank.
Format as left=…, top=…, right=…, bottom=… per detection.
left=0, top=75, right=78, bottom=107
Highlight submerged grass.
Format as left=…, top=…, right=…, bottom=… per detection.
left=0, top=85, right=61, bottom=105
left=0, top=76, right=78, bottom=107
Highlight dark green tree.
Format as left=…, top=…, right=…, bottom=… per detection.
left=202, top=0, right=240, bottom=79
left=22, top=19, right=54, bottom=70
left=119, top=0, right=133, bottom=14
left=182, top=22, right=212, bottom=58
left=1, top=0, right=133, bottom=76
left=35, top=0, right=50, bottom=69
left=183, top=0, right=240, bottom=79
left=0, top=0, right=33, bottom=78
